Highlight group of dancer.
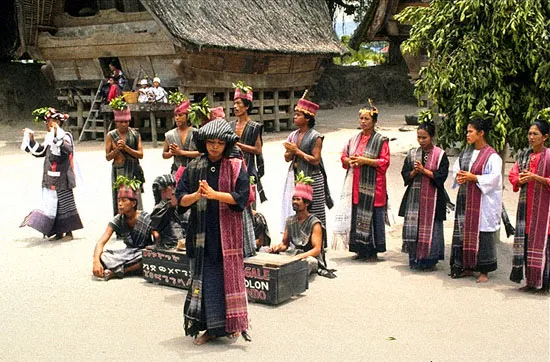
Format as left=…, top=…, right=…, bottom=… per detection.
left=20, top=83, right=550, bottom=345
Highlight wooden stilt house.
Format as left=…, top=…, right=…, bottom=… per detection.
left=15, top=0, right=346, bottom=142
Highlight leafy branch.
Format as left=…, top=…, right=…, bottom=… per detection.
left=168, top=91, right=188, bottom=105
left=113, top=175, right=142, bottom=191
left=232, top=80, right=253, bottom=93
left=109, top=96, right=128, bottom=110
left=294, top=171, right=314, bottom=185
left=188, top=97, right=211, bottom=128
left=32, top=107, right=50, bottom=123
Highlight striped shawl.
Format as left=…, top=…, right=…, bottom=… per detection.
left=510, top=148, right=550, bottom=288
left=403, top=146, right=444, bottom=261
left=452, top=145, right=496, bottom=270
left=348, top=131, right=387, bottom=245
left=184, top=156, right=248, bottom=336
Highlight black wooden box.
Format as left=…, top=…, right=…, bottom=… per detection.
left=244, top=253, right=309, bottom=305
left=142, top=248, right=191, bottom=289
left=141, top=249, right=308, bottom=305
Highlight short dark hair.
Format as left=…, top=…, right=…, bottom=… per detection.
left=531, top=120, right=550, bottom=136
left=241, top=99, right=253, bottom=115
left=418, top=121, right=436, bottom=137
left=304, top=113, right=316, bottom=128
left=468, top=118, right=491, bottom=136
left=304, top=199, right=313, bottom=212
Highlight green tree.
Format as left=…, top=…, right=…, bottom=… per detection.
left=396, top=0, right=550, bottom=152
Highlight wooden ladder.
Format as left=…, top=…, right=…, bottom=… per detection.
left=78, top=80, right=107, bottom=142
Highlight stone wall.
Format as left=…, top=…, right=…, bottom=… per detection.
left=313, top=64, right=416, bottom=108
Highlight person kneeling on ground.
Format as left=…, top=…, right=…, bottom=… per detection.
left=92, top=176, right=153, bottom=281
left=151, top=174, right=185, bottom=249
left=269, top=172, right=336, bottom=278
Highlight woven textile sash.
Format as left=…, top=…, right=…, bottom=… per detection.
left=184, top=156, right=208, bottom=336
left=403, top=146, right=443, bottom=261
left=354, top=132, right=385, bottom=243
left=219, top=158, right=249, bottom=332
left=512, top=148, right=550, bottom=288
left=461, top=145, right=496, bottom=269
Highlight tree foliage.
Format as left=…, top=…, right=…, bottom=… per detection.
left=334, top=36, right=387, bottom=66
left=396, top=0, right=550, bottom=152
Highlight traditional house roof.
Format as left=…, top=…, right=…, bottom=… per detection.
left=139, top=0, right=347, bottom=55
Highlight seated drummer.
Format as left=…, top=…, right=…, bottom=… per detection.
left=269, top=174, right=334, bottom=278
left=151, top=174, right=185, bottom=249
left=92, top=177, right=153, bottom=281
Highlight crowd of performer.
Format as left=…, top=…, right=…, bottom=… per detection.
left=20, top=81, right=550, bottom=345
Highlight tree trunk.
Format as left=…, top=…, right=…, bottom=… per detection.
left=388, top=37, right=406, bottom=66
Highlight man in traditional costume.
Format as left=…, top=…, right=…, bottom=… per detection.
left=20, top=108, right=83, bottom=240
left=151, top=174, right=185, bottom=249
left=509, top=120, right=550, bottom=293
left=105, top=107, right=144, bottom=215
left=270, top=173, right=334, bottom=278
left=334, top=105, right=390, bottom=261
left=399, top=122, right=449, bottom=270
left=162, top=100, right=200, bottom=174
left=451, top=118, right=502, bottom=283
left=92, top=177, right=153, bottom=281
left=282, top=95, right=333, bottom=240
left=229, top=81, right=267, bottom=203
left=176, top=119, right=251, bottom=345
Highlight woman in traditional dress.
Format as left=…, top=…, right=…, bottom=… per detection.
left=162, top=100, right=200, bottom=174
left=509, top=119, right=550, bottom=293
left=451, top=118, right=502, bottom=283
left=399, top=122, right=449, bottom=270
left=20, top=108, right=83, bottom=240
left=282, top=96, right=333, bottom=238
left=338, top=105, right=390, bottom=261
left=175, top=119, right=250, bottom=345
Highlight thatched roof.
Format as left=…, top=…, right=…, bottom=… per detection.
left=139, top=0, right=347, bottom=55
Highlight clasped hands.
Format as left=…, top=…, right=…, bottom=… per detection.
left=349, top=155, right=366, bottom=168
left=194, top=180, right=217, bottom=200
left=456, top=170, right=477, bottom=184
left=518, top=170, right=536, bottom=185
left=283, top=141, right=298, bottom=154
left=168, top=142, right=182, bottom=156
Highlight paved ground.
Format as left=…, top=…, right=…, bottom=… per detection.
left=0, top=104, right=548, bottom=362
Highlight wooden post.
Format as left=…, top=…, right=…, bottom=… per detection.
left=289, top=88, right=295, bottom=130
left=76, top=100, right=84, bottom=129
left=274, top=90, right=280, bottom=132
left=224, top=89, right=231, bottom=120
left=207, top=89, right=214, bottom=107
left=259, top=90, right=265, bottom=125
left=150, top=111, right=158, bottom=148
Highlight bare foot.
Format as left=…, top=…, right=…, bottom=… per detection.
left=103, top=270, right=115, bottom=281
left=193, top=332, right=216, bottom=345
left=476, top=273, right=489, bottom=283
left=227, top=331, right=240, bottom=339
left=519, top=285, right=533, bottom=292
left=352, top=254, right=366, bottom=260
left=61, top=233, right=73, bottom=241
left=459, top=270, right=474, bottom=278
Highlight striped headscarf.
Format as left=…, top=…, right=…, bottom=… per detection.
left=152, top=174, right=176, bottom=204
left=45, top=108, right=69, bottom=124
left=193, top=119, right=240, bottom=156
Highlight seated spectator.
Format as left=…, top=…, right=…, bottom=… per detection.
left=92, top=179, right=153, bottom=281
left=252, top=210, right=271, bottom=251
left=151, top=77, right=168, bottom=103
left=151, top=174, right=185, bottom=249
left=138, top=79, right=153, bottom=103
left=269, top=174, right=335, bottom=278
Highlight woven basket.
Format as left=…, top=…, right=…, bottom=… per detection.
left=123, top=91, right=138, bottom=104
